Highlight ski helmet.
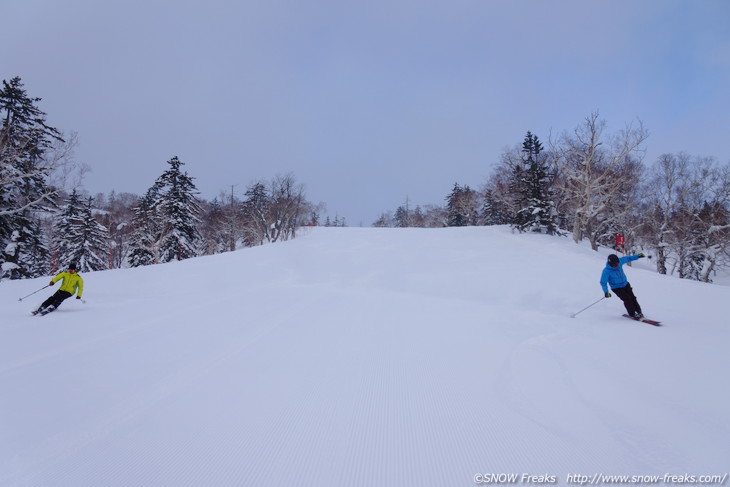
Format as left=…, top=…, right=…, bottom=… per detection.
left=607, top=254, right=619, bottom=267
left=68, top=262, right=77, bottom=271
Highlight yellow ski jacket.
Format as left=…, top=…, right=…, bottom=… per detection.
left=51, top=271, right=84, bottom=297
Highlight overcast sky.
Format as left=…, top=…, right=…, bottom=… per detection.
left=3, top=0, right=729, bottom=225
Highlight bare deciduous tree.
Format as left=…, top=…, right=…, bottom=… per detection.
left=241, top=174, right=309, bottom=246
left=641, top=152, right=695, bottom=274
left=551, top=112, right=648, bottom=250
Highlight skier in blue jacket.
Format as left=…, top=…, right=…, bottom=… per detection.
left=601, top=253, right=646, bottom=319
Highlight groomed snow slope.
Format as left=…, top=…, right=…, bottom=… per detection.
left=1, top=226, right=728, bottom=487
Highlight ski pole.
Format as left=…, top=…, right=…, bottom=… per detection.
left=18, top=284, right=50, bottom=302
left=570, top=297, right=606, bottom=318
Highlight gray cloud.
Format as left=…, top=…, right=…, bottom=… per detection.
left=3, top=0, right=729, bottom=224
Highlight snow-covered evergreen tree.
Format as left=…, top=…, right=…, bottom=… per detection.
left=54, top=191, right=109, bottom=272
left=54, top=189, right=84, bottom=270
left=481, top=189, right=512, bottom=225
left=24, top=217, right=51, bottom=276
left=446, top=183, right=478, bottom=227
left=153, top=156, right=201, bottom=262
left=128, top=187, right=161, bottom=267
left=1, top=217, right=50, bottom=280
left=394, top=205, right=411, bottom=228
left=241, top=181, right=268, bottom=246
left=1, top=230, right=23, bottom=280
left=512, top=132, right=559, bottom=234
left=391, top=197, right=413, bottom=228
left=76, top=197, right=110, bottom=271
left=372, top=213, right=392, bottom=228
left=1, top=76, right=62, bottom=278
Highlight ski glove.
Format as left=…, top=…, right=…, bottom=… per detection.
left=76, top=296, right=81, bottom=300
left=605, top=292, right=612, bottom=298
left=49, top=281, right=54, bottom=286
left=638, top=253, right=645, bottom=258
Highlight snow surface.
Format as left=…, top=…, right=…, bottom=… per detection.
left=1, top=226, right=728, bottom=487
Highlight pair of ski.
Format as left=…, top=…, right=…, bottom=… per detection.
left=31, top=306, right=56, bottom=316
left=623, top=314, right=661, bottom=326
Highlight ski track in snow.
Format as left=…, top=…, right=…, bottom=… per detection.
left=1, top=226, right=729, bottom=487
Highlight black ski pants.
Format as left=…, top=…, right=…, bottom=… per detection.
left=39, top=290, right=72, bottom=313
left=613, top=283, right=642, bottom=317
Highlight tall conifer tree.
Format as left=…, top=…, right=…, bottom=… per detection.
left=153, top=156, right=201, bottom=262
left=128, top=187, right=161, bottom=267
left=446, top=183, right=478, bottom=227
left=76, top=197, right=110, bottom=271
left=54, top=189, right=84, bottom=269
left=1, top=76, right=62, bottom=278
left=1, top=217, right=50, bottom=279
left=512, top=132, right=559, bottom=234
left=54, top=191, right=109, bottom=271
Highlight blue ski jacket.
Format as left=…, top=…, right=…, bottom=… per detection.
left=600, top=255, right=640, bottom=293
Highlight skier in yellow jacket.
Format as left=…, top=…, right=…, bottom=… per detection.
left=33, top=263, right=84, bottom=315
